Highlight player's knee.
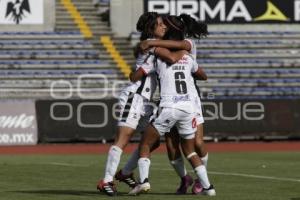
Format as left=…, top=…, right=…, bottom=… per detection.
left=186, top=152, right=197, bottom=160
left=139, top=144, right=151, bottom=157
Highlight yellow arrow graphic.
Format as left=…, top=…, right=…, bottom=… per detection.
left=254, top=1, right=289, bottom=21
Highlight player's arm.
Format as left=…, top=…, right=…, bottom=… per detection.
left=140, top=40, right=191, bottom=52
left=129, top=68, right=146, bottom=82
left=154, top=47, right=188, bottom=64
left=191, top=60, right=208, bottom=80
left=194, top=66, right=207, bottom=80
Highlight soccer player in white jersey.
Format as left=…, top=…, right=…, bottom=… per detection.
left=97, top=12, right=186, bottom=196
left=133, top=14, right=210, bottom=194
left=96, top=12, right=165, bottom=196
left=129, top=44, right=216, bottom=196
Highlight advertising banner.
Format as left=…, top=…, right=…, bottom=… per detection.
left=0, top=100, right=38, bottom=146
left=202, top=99, right=300, bottom=137
left=0, top=0, right=55, bottom=31
left=144, top=0, right=300, bottom=23
left=36, top=99, right=118, bottom=143
left=0, top=0, right=44, bottom=24
left=35, top=98, right=300, bottom=142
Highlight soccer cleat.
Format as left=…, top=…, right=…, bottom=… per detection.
left=128, top=179, right=151, bottom=195
left=200, top=185, right=216, bottom=196
left=97, top=179, right=117, bottom=196
left=192, top=179, right=203, bottom=194
left=115, top=170, right=137, bottom=188
left=176, top=175, right=193, bottom=194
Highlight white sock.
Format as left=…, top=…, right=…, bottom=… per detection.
left=103, top=145, right=123, bottom=183
left=170, top=157, right=187, bottom=178
left=194, top=165, right=211, bottom=189
left=201, top=153, right=208, bottom=168
left=122, top=148, right=139, bottom=175
left=138, top=157, right=151, bottom=183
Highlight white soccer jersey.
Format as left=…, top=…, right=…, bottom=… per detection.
left=155, top=55, right=199, bottom=113
left=185, top=39, right=197, bottom=60
left=186, top=38, right=204, bottom=124
left=123, top=52, right=157, bottom=100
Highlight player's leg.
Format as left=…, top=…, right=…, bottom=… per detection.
left=180, top=137, right=215, bottom=196
left=97, top=92, right=143, bottom=196
left=192, top=109, right=209, bottom=194
left=177, top=112, right=216, bottom=196
left=165, top=128, right=193, bottom=194
left=116, top=102, right=159, bottom=188
left=128, top=124, right=160, bottom=195
left=195, top=110, right=208, bottom=166
left=103, top=126, right=134, bottom=180
left=120, top=138, right=160, bottom=177
left=97, top=126, right=134, bottom=196
left=138, top=124, right=160, bottom=181
left=129, top=108, right=174, bottom=195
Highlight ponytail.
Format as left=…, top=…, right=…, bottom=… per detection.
left=179, top=14, right=208, bottom=39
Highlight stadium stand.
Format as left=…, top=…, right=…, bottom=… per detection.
left=130, top=31, right=300, bottom=99
left=1, top=0, right=299, bottom=99
left=0, top=0, right=131, bottom=99
left=195, top=31, right=300, bottom=99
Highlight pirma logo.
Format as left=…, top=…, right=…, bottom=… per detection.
left=5, top=0, right=30, bottom=24
left=145, top=0, right=300, bottom=23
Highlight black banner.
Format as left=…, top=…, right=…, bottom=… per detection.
left=202, top=99, right=300, bottom=138
left=36, top=99, right=118, bottom=142
left=35, top=99, right=300, bottom=142
left=144, top=0, right=300, bottom=23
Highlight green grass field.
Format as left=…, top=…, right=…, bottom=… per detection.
left=0, top=152, right=299, bottom=200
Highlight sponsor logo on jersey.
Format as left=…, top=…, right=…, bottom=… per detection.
left=172, top=94, right=191, bottom=103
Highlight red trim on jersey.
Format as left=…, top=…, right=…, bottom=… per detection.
left=192, top=118, right=197, bottom=128
left=139, top=66, right=148, bottom=75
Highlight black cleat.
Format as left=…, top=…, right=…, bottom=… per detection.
left=97, top=179, right=117, bottom=196
left=115, top=170, right=137, bottom=188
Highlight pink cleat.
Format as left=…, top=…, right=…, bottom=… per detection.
left=176, top=175, right=193, bottom=194
left=192, top=179, right=203, bottom=194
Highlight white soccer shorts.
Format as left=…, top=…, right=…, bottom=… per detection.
left=195, top=96, right=204, bottom=125
left=117, top=91, right=155, bottom=131
left=153, top=107, right=197, bottom=139
left=117, top=91, right=145, bottom=129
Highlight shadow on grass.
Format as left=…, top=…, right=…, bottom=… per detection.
left=8, top=190, right=108, bottom=196
left=7, top=190, right=180, bottom=196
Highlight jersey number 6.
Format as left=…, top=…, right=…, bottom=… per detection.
left=174, top=72, right=187, bottom=94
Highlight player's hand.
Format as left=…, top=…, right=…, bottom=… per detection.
left=129, top=71, right=134, bottom=81
left=181, top=50, right=189, bottom=55
left=140, top=41, right=150, bottom=53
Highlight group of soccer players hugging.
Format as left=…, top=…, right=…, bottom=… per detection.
left=97, top=12, right=216, bottom=196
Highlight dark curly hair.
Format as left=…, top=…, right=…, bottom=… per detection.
left=136, top=12, right=160, bottom=41
left=164, top=14, right=208, bottom=40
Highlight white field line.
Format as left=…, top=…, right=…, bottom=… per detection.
left=150, top=168, right=300, bottom=183
left=44, top=162, right=300, bottom=183
left=208, top=171, right=300, bottom=183
left=45, top=162, right=90, bottom=167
